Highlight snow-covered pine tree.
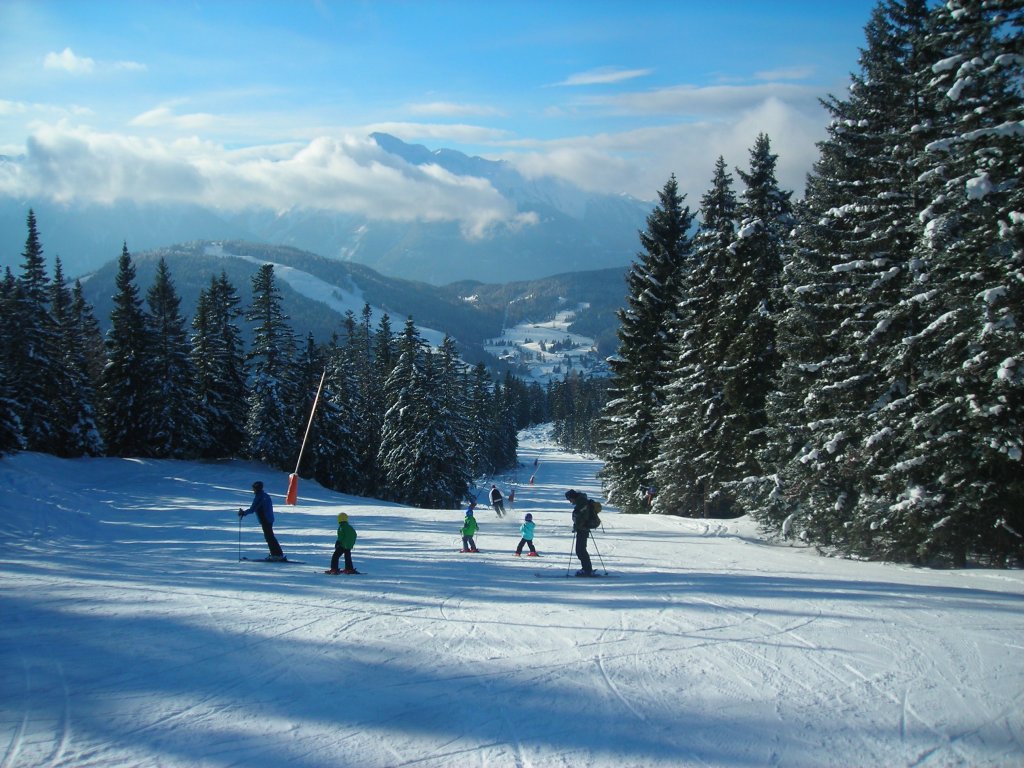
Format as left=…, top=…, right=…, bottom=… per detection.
left=100, top=244, right=155, bottom=457
left=879, top=0, right=1024, bottom=565
left=718, top=135, right=792, bottom=495
left=423, top=337, right=472, bottom=508
left=144, top=258, right=204, bottom=458
left=190, top=272, right=248, bottom=458
left=600, top=175, right=695, bottom=513
left=71, top=279, right=106, bottom=392
left=755, top=0, right=933, bottom=550
left=292, top=334, right=327, bottom=478
left=653, top=157, right=738, bottom=517
left=350, top=308, right=394, bottom=497
left=491, top=374, right=520, bottom=472
left=466, top=362, right=496, bottom=476
left=312, top=313, right=362, bottom=494
left=244, top=263, right=300, bottom=468
left=11, top=210, right=59, bottom=453
left=49, top=258, right=104, bottom=457
left=378, top=317, right=430, bottom=506
left=0, top=267, right=26, bottom=454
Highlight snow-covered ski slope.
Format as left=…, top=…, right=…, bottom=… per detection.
left=1, top=426, right=1022, bottom=768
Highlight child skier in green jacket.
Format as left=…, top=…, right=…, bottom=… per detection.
left=326, top=512, right=359, bottom=574
left=460, top=508, right=479, bottom=553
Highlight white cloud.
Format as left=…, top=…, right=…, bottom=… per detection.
left=114, top=60, right=148, bottom=72
left=503, top=96, right=827, bottom=204
left=755, top=66, right=816, bottom=81
left=130, top=106, right=221, bottom=132
left=553, top=67, right=654, bottom=87
left=406, top=102, right=504, bottom=118
left=0, top=123, right=534, bottom=239
left=44, top=47, right=95, bottom=75
left=42, top=47, right=145, bottom=76
left=365, top=121, right=512, bottom=144
left=577, top=82, right=820, bottom=118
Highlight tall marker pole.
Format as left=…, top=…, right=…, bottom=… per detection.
left=286, top=368, right=326, bottom=505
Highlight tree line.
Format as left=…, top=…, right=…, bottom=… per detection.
left=601, top=0, right=1023, bottom=567
left=0, top=218, right=554, bottom=509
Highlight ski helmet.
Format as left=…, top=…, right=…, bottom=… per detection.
left=252, top=481, right=264, bottom=492
left=525, top=513, right=533, bottom=521
left=466, top=509, right=474, bottom=516
left=337, top=512, right=348, bottom=523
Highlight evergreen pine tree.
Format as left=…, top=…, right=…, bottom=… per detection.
left=653, top=157, right=738, bottom=516
left=100, top=244, right=154, bottom=457
left=49, top=258, right=104, bottom=457
left=144, top=258, right=203, bottom=458
left=755, top=0, right=933, bottom=549
left=378, top=318, right=430, bottom=505
left=313, top=314, right=362, bottom=494
left=600, top=175, right=695, bottom=513
left=11, top=210, right=59, bottom=452
left=71, top=279, right=106, bottom=389
left=0, top=268, right=25, bottom=453
left=718, top=135, right=792, bottom=493
left=466, top=362, right=496, bottom=476
left=190, top=272, right=248, bottom=458
left=244, top=264, right=299, bottom=468
left=879, top=0, right=1024, bottom=565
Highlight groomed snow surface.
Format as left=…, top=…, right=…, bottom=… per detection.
left=2, top=426, right=1022, bottom=768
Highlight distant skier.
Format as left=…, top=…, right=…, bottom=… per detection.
left=515, top=513, right=538, bottom=557
left=489, top=484, right=505, bottom=517
left=326, top=512, right=359, bottom=574
left=460, top=507, right=479, bottom=553
left=238, top=481, right=285, bottom=561
left=566, top=489, right=594, bottom=576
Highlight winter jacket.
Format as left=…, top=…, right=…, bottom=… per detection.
left=461, top=516, right=478, bottom=537
left=570, top=492, right=590, bottom=533
left=336, top=521, right=357, bottom=550
left=519, top=520, right=535, bottom=541
left=243, top=490, right=274, bottom=525
left=489, top=487, right=503, bottom=504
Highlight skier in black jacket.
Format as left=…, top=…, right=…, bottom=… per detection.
left=566, top=489, right=594, bottom=576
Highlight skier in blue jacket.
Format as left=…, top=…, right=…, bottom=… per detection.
left=238, top=481, right=285, bottom=561
left=515, top=513, right=538, bottom=556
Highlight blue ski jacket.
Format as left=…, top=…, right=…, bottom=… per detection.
left=519, top=520, right=535, bottom=541
left=242, top=489, right=274, bottom=525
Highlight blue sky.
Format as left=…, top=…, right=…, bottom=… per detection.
left=0, top=0, right=879, bottom=234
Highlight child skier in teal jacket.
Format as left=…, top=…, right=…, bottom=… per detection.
left=515, top=513, right=538, bottom=556
left=326, top=512, right=358, bottom=574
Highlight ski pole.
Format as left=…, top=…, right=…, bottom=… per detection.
left=589, top=531, right=607, bottom=575
left=237, top=514, right=242, bottom=561
left=566, top=532, right=576, bottom=576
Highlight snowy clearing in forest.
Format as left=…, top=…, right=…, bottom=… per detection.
left=1, top=426, right=1022, bottom=768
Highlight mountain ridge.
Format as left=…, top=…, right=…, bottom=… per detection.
left=78, top=240, right=626, bottom=380
left=0, top=133, right=651, bottom=286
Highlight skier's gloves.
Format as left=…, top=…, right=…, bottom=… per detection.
left=237, top=508, right=245, bottom=517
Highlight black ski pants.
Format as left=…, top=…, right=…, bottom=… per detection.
left=330, top=543, right=354, bottom=571
left=258, top=514, right=284, bottom=557
left=575, top=530, right=592, bottom=573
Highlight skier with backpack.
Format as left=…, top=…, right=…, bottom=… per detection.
left=565, top=489, right=601, bottom=576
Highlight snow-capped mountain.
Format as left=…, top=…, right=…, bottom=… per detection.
left=0, top=135, right=651, bottom=285
left=77, top=240, right=626, bottom=381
